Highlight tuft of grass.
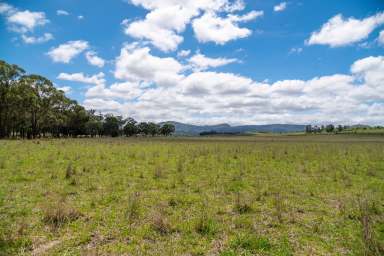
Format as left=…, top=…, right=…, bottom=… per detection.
left=65, top=163, right=75, bottom=179
left=151, top=211, right=172, bottom=235
left=153, top=164, right=164, bottom=179
left=195, top=200, right=217, bottom=236
left=42, top=200, right=82, bottom=229
left=229, top=233, right=271, bottom=254
left=234, top=192, right=252, bottom=214
left=358, top=195, right=383, bottom=256
left=273, top=191, right=285, bottom=224
left=125, top=192, right=140, bottom=225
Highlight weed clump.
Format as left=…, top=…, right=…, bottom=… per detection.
left=153, top=164, right=164, bottom=179
left=42, top=200, right=82, bottom=229
left=273, top=191, right=285, bottom=224
left=65, top=163, right=75, bottom=179
left=195, top=200, right=216, bottom=236
left=151, top=211, right=172, bottom=235
left=234, top=192, right=252, bottom=214
left=125, top=192, right=140, bottom=225
left=228, top=233, right=271, bottom=254
left=358, top=195, right=383, bottom=256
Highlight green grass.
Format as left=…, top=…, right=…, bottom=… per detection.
left=0, top=135, right=383, bottom=255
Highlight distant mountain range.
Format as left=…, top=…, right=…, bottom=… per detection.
left=160, top=121, right=306, bottom=135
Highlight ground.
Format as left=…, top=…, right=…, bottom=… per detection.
left=0, top=135, right=383, bottom=255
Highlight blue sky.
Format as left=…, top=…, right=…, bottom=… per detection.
left=1, top=0, right=384, bottom=125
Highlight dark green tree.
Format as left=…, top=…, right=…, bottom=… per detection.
left=0, top=60, right=25, bottom=138
left=148, top=122, right=160, bottom=136
left=326, top=124, right=335, bottom=133
left=138, top=122, right=150, bottom=136
left=103, top=114, right=124, bottom=137
left=123, top=117, right=138, bottom=136
left=160, top=123, right=175, bottom=136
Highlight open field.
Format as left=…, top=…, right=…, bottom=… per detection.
left=1, top=135, right=384, bottom=255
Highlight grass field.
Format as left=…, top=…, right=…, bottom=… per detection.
left=1, top=135, right=384, bottom=255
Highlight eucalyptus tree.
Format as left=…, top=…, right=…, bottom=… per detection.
left=0, top=60, right=25, bottom=138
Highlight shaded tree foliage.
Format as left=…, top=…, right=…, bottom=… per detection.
left=160, top=123, right=176, bottom=136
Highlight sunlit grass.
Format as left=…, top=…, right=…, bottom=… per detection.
left=0, top=135, right=383, bottom=255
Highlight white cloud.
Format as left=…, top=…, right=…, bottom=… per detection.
left=78, top=15, right=84, bottom=20
left=21, top=33, right=53, bottom=44
left=124, top=0, right=262, bottom=51
left=57, top=72, right=105, bottom=85
left=307, top=12, right=384, bottom=47
left=7, top=10, right=49, bottom=33
left=123, top=5, right=197, bottom=52
left=0, top=3, right=52, bottom=44
left=0, top=3, right=15, bottom=14
left=274, top=2, right=287, bottom=12
left=114, top=44, right=184, bottom=86
left=0, top=3, right=50, bottom=35
left=47, top=40, right=89, bottom=63
left=177, top=49, right=191, bottom=58
left=85, top=51, right=105, bottom=68
left=188, top=53, right=238, bottom=71
left=86, top=82, right=143, bottom=100
left=57, top=10, right=69, bottom=16
left=181, top=71, right=254, bottom=96
left=58, top=86, right=71, bottom=93
left=84, top=49, right=384, bottom=125
left=351, top=56, right=384, bottom=88
left=192, top=11, right=263, bottom=44
left=83, top=98, right=122, bottom=112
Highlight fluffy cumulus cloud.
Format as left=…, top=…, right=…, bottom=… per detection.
left=83, top=43, right=384, bottom=125
left=114, top=43, right=184, bottom=86
left=57, top=72, right=106, bottom=85
left=0, top=3, right=51, bottom=43
left=123, top=0, right=262, bottom=51
left=6, top=10, right=49, bottom=33
left=47, top=40, right=89, bottom=63
left=307, top=12, right=384, bottom=47
left=85, top=51, right=105, bottom=68
left=188, top=53, right=238, bottom=71
left=192, top=10, right=263, bottom=44
left=274, top=2, right=287, bottom=12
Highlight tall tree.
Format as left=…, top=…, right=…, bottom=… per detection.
left=160, top=123, right=175, bottom=136
left=0, top=60, right=25, bottom=138
left=123, top=117, right=138, bottom=137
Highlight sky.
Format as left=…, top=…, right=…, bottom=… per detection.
left=0, top=0, right=384, bottom=125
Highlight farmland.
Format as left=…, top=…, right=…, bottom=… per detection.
left=1, top=135, right=384, bottom=255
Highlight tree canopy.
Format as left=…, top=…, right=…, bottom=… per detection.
left=0, top=59, right=175, bottom=139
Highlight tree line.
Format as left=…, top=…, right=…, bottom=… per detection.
left=0, top=59, right=175, bottom=139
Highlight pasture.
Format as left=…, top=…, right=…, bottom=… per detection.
left=1, top=135, right=383, bottom=255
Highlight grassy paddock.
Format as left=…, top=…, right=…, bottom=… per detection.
left=0, top=135, right=383, bottom=255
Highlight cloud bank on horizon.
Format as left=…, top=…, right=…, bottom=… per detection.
left=0, top=0, right=383, bottom=125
